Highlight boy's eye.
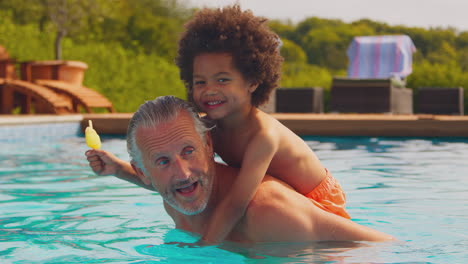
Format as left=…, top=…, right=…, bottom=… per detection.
left=193, top=80, right=205, bottom=86
left=218, top=78, right=230, bottom=83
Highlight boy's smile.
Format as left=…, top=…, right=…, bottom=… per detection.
left=203, top=99, right=226, bottom=109
left=192, top=52, right=257, bottom=120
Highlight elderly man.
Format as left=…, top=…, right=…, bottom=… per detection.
left=86, top=96, right=393, bottom=243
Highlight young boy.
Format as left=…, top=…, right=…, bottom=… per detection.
left=86, top=5, right=350, bottom=245
left=175, top=5, right=350, bottom=244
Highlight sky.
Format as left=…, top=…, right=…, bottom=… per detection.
left=188, top=0, right=468, bottom=32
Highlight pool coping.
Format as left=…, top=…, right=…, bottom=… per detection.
left=0, top=114, right=83, bottom=125
left=1, top=113, right=468, bottom=137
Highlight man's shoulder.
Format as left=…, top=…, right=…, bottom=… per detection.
left=214, top=163, right=240, bottom=185
left=239, top=176, right=316, bottom=242
left=247, top=176, right=293, bottom=212
left=245, top=176, right=306, bottom=224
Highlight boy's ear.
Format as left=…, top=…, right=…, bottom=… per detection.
left=248, top=83, right=259, bottom=93
left=131, top=161, right=151, bottom=186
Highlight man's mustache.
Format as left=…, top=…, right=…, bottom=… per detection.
left=172, top=176, right=203, bottom=189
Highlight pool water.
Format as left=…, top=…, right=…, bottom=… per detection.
left=1, top=123, right=467, bottom=263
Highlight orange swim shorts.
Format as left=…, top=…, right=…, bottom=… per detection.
left=305, top=168, right=351, bottom=219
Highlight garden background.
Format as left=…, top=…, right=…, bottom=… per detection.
left=1, top=0, right=467, bottom=113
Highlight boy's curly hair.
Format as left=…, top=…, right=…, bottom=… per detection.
left=176, top=5, right=283, bottom=107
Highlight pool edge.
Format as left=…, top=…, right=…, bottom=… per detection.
left=1, top=113, right=468, bottom=137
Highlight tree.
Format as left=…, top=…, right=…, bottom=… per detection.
left=455, top=31, right=468, bottom=49
left=268, top=20, right=296, bottom=41
left=44, top=0, right=88, bottom=59
left=426, top=41, right=457, bottom=65
left=280, top=38, right=307, bottom=64
left=42, top=0, right=121, bottom=59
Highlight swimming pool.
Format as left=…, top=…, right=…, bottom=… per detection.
left=1, top=123, right=467, bottom=263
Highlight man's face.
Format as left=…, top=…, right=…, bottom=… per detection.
left=135, top=111, right=214, bottom=215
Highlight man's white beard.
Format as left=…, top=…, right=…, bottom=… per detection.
left=164, top=169, right=214, bottom=216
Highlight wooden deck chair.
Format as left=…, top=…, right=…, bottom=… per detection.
left=35, top=79, right=115, bottom=113
left=1, top=79, right=72, bottom=114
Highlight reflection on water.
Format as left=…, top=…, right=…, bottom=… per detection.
left=1, top=134, right=467, bottom=263
left=136, top=232, right=371, bottom=264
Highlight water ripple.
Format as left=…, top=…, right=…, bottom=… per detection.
left=1, top=136, right=467, bottom=263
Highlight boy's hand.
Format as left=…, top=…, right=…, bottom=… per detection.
left=85, top=149, right=122, bottom=176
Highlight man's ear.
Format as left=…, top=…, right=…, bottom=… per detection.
left=205, top=132, right=214, bottom=156
left=131, top=160, right=151, bottom=186
left=248, top=82, right=259, bottom=93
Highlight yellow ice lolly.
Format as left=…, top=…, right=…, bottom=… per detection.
left=85, top=120, right=101, bottom=149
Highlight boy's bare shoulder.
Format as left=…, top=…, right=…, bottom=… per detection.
left=256, top=111, right=301, bottom=147
left=255, top=110, right=284, bottom=133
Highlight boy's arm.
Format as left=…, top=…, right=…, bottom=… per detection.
left=85, top=149, right=155, bottom=191
left=202, top=132, right=278, bottom=244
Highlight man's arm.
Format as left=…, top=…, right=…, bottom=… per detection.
left=243, top=177, right=395, bottom=242
left=85, top=149, right=155, bottom=191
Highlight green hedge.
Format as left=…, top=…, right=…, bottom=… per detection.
left=408, top=61, right=468, bottom=114
left=2, top=9, right=467, bottom=114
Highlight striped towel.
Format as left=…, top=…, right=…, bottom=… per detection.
left=347, top=35, right=416, bottom=79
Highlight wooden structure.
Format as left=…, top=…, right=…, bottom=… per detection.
left=36, top=79, right=114, bottom=113
left=0, top=59, right=16, bottom=79
left=330, top=78, right=413, bottom=114
left=0, top=78, right=71, bottom=114
left=332, top=35, right=416, bottom=114
left=21, top=60, right=88, bottom=86
left=271, top=113, right=468, bottom=137
left=81, top=113, right=468, bottom=137
left=276, top=87, right=324, bottom=113
left=0, top=46, right=16, bottom=79
left=0, top=59, right=114, bottom=114
left=416, top=87, right=464, bottom=115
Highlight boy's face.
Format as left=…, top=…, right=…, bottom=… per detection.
left=192, top=52, right=258, bottom=120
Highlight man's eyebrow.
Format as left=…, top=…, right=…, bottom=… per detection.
left=147, top=148, right=168, bottom=162
left=149, top=151, right=164, bottom=161
left=183, top=143, right=196, bottom=149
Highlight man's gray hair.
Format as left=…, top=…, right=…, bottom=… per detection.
left=127, top=96, right=211, bottom=167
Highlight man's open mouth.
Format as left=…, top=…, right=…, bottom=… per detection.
left=175, top=181, right=198, bottom=196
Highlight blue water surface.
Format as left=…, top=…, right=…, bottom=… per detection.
left=0, top=123, right=467, bottom=263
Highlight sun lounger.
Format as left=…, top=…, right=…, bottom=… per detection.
left=330, top=77, right=412, bottom=114
left=35, top=79, right=114, bottom=113
left=1, top=79, right=72, bottom=114
left=275, top=87, right=324, bottom=113
left=330, top=35, right=416, bottom=114
left=417, top=87, right=464, bottom=115
left=20, top=60, right=115, bottom=113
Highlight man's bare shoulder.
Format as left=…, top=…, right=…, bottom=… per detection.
left=241, top=176, right=395, bottom=243
left=240, top=176, right=321, bottom=242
